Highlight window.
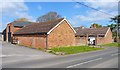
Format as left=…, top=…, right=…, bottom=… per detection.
left=80, top=36, right=84, bottom=37
left=98, top=35, right=104, bottom=37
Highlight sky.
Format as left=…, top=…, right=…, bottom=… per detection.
left=0, top=0, right=119, bottom=32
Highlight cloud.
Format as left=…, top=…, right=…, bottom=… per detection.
left=14, top=12, right=33, bottom=20
left=0, top=0, right=33, bottom=21
left=0, top=0, right=25, bottom=2
left=84, top=0, right=119, bottom=2
left=71, top=0, right=118, bottom=24
left=74, top=4, right=81, bottom=8
left=73, top=11, right=110, bottom=22
left=38, top=5, right=42, bottom=10
left=0, top=0, right=35, bottom=31
left=0, top=0, right=27, bottom=13
left=84, top=0, right=118, bottom=12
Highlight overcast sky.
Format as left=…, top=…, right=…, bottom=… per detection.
left=0, top=0, right=119, bottom=32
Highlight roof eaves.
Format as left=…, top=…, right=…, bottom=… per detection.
left=104, top=27, right=110, bottom=37
left=47, top=18, right=65, bottom=34
left=13, top=32, right=47, bottom=36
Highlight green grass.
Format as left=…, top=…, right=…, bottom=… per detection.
left=49, top=46, right=103, bottom=55
left=99, top=43, right=119, bottom=47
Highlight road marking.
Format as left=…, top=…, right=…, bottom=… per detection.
left=0, top=55, right=7, bottom=57
left=0, top=55, right=12, bottom=58
left=0, top=55, right=53, bottom=58
left=67, top=58, right=102, bottom=68
left=111, top=53, right=120, bottom=56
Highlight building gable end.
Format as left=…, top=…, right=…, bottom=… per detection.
left=104, top=27, right=111, bottom=37
left=47, top=18, right=76, bottom=34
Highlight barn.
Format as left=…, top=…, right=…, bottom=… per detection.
left=75, top=26, right=113, bottom=46
left=2, top=21, right=32, bottom=43
left=13, top=18, right=76, bottom=49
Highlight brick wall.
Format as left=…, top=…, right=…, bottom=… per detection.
left=48, top=20, right=75, bottom=48
left=6, top=23, right=14, bottom=42
left=6, top=23, right=22, bottom=42
left=6, top=24, right=10, bottom=42
left=75, top=28, right=113, bottom=45
left=97, top=28, right=112, bottom=45
left=13, top=20, right=76, bottom=49
left=14, top=35, right=46, bottom=49
left=75, top=36, right=87, bottom=45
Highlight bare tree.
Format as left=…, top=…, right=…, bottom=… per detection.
left=36, top=12, right=61, bottom=22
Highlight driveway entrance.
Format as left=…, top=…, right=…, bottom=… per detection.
left=2, top=42, right=56, bottom=64
left=88, top=35, right=96, bottom=45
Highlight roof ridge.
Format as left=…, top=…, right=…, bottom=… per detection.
left=14, top=18, right=65, bottom=35
left=75, top=27, right=110, bottom=36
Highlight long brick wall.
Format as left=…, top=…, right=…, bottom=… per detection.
left=14, top=35, right=46, bottom=49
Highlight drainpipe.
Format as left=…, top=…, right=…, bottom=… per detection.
left=46, top=34, right=48, bottom=50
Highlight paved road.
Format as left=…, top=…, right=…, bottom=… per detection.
left=2, top=42, right=119, bottom=68
left=0, top=41, right=2, bottom=69
left=1, top=41, right=56, bottom=64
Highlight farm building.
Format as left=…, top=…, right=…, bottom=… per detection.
left=74, top=26, right=113, bottom=46
left=13, top=18, right=76, bottom=49
left=2, top=20, right=32, bottom=43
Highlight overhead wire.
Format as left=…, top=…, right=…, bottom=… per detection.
left=72, top=0, right=115, bottom=17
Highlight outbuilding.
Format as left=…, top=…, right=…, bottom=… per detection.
left=3, top=21, right=32, bottom=42
left=75, top=27, right=113, bottom=45
left=13, top=18, right=76, bottom=49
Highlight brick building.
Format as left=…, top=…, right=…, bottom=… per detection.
left=13, top=18, right=76, bottom=49
left=2, top=21, right=32, bottom=42
left=75, top=27, right=113, bottom=45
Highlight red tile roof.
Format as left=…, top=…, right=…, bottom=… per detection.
left=14, top=18, right=64, bottom=35
left=8, top=21, right=33, bottom=27
left=74, top=27, right=109, bottom=36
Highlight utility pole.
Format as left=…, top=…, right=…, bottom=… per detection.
left=117, top=20, right=119, bottom=43
left=118, top=1, right=120, bottom=43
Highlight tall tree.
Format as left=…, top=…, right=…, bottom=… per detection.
left=107, top=23, right=117, bottom=41
left=110, top=15, right=120, bottom=23
left=110, top=15, right=120, bottom=32
left=108, top=15, right=120, bottom=42
left=107, top=23, right=117, bottom=32
left=36, top=12, right=61, bottom=22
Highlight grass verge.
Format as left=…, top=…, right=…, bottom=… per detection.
left=99, top=42, right=119, bottom=47
left=49, top=46, right=103, bottom=55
